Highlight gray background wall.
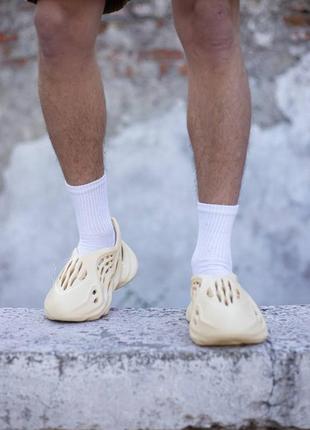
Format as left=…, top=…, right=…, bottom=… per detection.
left=0, top=0, right=310, bottom=309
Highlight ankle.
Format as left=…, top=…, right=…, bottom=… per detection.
left=77, top=224, right=115, bottom=256
left=191, top=202, right=238, bottom=277
left=191, top=256, right=232, bottom=277
left=66, top=174, right=115, bottom=256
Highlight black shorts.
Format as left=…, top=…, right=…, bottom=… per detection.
left=27, top=0, right=130, bottom=14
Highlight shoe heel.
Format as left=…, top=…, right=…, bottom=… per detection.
left=117, top=241, right=138, bottom=289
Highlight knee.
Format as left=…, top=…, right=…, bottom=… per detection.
left=176, top=0, right=238, bottom=63
left=34, top=1, right=94, bottom=60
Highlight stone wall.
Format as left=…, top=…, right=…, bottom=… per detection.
left=0, top=1, right=310, bottom=309
left=1, top=306, right=310, bottom=430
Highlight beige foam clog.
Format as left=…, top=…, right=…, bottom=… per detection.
left=44, top=218, right=138, bottom=322
left=186, top=273, right=268, bottom=346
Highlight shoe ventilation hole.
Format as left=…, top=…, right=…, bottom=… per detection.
left=92, top=288, right=98, bottom=304
left=115, top=258, right=120, bottom=274
left=192, top=280, right=201, bottom=292
left=59, top=258, right=84, bottom=290
left=215, top=281, right=222, bottom=303
left=207, top=287, right=213, bottom=298
left=195, top=308, right=199, bottom=316
left=97, top=254, right=115, bottom=284
left=79, top=269, right=87, bottom=281
left=221, top=279, right=229, bottom=306
left=214, top=279, right=238, bottom=306
left=228, top=281, right=234, bottom=303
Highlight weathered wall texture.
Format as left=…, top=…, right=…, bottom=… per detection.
left=0, top=1, right=310, bottom=308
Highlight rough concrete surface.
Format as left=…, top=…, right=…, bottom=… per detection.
left=0, top=306, right=310, bottom=430
left=0, top=1, right=310, bottom=309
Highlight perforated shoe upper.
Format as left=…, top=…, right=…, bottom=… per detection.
left=44, top=218, right=137, bottom=322
left=187, top=273, right=268, bottom=345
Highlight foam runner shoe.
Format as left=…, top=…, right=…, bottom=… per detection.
left=186, top=273, right=267, bottom=346
left=44, top=217, right=138, bottom=322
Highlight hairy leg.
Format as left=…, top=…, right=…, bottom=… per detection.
left=34, top=0, right=106, bottom=185
left=171, top=2, right=268, bottom=346
left=172, top=0, right=250, bottom=204
left=34, top=0, right=116, bottom=255
left=172, top=0, right=250, bottom=276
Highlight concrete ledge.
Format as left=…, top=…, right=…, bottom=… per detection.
left=0, top=306, right=310, bottom=430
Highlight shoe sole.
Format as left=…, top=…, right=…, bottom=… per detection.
left=186, top=305, right=268, bottom=346
left=189, top=325, right=268, bottom=346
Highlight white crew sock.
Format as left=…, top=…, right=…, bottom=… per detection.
left=66, top=174, right=115, bottom=256
left=191, top=202, right=239, bottom=276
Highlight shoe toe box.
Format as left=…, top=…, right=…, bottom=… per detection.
left=44, top=280, right=97, bottom=322
left=189, top=279, right=268, bottom=345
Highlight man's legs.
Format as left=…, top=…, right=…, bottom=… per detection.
left=172, top=0, right=250, bottom=276
left=34, top=0, right=138, bottom=322
left=34, top=0, right=115, bottom=255
left=172, top=1, right=267, bottom=346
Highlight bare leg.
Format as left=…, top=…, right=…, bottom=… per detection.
left=34, top=0, right=116, bottom=256
left=34, top=0, right=106, bottom=185
left=172, top=0, right=251, bottom=276
left=34, top=0, right=139, bottom=324
left=172, top=1, right=268, bottom=346
left=172, top=0, right=250, bottom=204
